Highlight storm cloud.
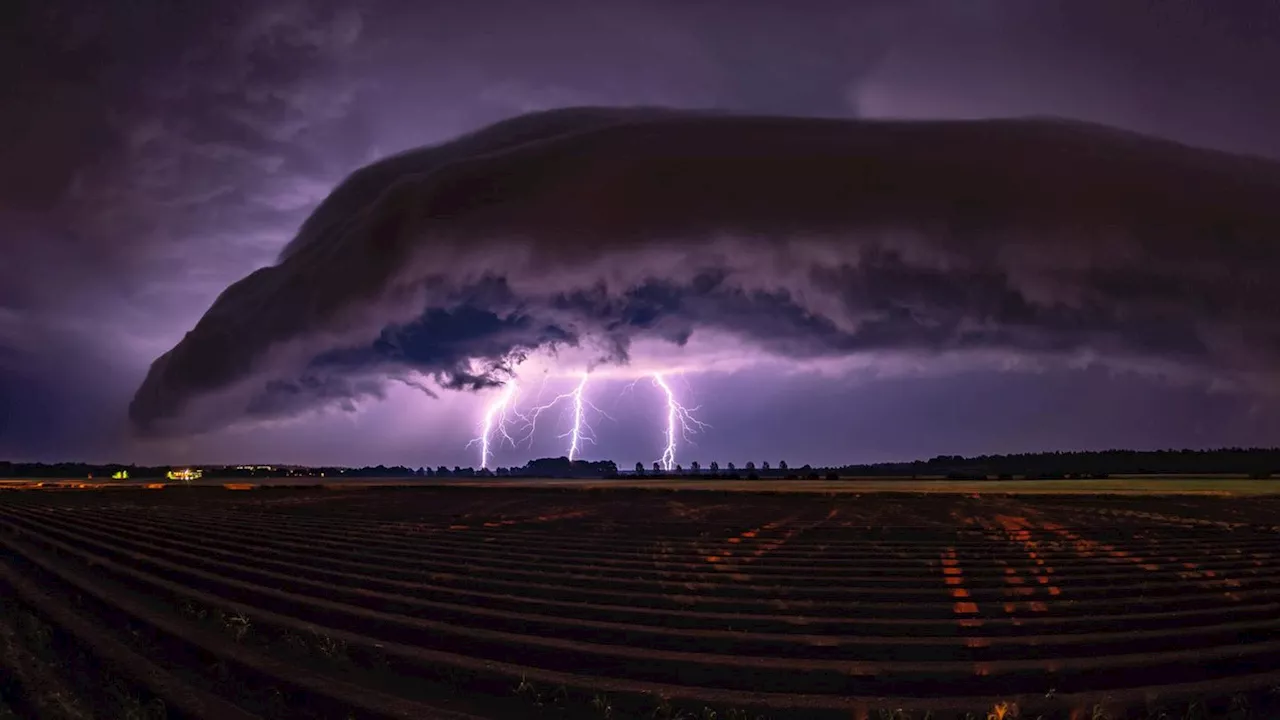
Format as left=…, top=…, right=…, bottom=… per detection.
left=129, top=107, right=1280, bottom=436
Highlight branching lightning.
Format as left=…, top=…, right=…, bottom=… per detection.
left=467, top=381, right=520, bottom=469
left=464, top=368, right=707, bottom=471
left=652, top=373, right=708, bottom=471
left=520, top=372, right=605, bottom=461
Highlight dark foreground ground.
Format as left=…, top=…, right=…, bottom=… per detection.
left=3, top=485, right=1280, bottom=719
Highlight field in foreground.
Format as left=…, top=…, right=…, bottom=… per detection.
left=2, top=486, right=1280, bottom=719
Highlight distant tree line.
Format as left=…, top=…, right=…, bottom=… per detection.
left=832, top=448, right=1280, bottom=480
left=0, top=458, right=619, bottom=480
left=4, top=448, right=1280, bottom=481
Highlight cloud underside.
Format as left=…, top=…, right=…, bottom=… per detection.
left=129, top=107, right=1280, bottom=436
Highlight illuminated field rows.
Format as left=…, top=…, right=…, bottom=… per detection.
left=3, top=488, right=1280, bottom=719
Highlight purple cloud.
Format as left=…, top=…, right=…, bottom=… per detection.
left=129, top=107, right=1280, bottom=436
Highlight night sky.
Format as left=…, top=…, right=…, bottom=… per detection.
left=5, top=0, right=1280, bottom=469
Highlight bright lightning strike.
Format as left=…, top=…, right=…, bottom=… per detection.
left=467, top=367, right=707, bottom=471
left=519, top=372, right=607, bottom=461
left=652, top=373, right=708, bottom=471
left=565, top=373, right=589, bottom=461
left=467, top=382, right=520, bottom=469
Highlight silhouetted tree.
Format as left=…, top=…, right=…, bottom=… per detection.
left=690, top=461, right=700, bottom=473
left=635, top=462, right=645, bottom=475
left=778, top=460, right=788, bottom=471
left=675, top=464, right=683, bottom=473
left=745, top=461, right=756, bottom=471
left=9, top=448, right=1280, bottom=485
left=709, top=461, right=720, bottom=472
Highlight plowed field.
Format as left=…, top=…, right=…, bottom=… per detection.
left=3, top=485, right=1280, bottom=719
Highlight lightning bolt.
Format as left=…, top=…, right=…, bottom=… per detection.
left=652, top=373, right=708, bottom=471
left=520, top=372, right=606, bottom=461
left=467, top=381, right=520, bottom=469
left=564, top=373, right=590, bottom=461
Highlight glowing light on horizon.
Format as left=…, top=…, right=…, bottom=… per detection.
left=469, top=381, right=520, bottom=469
left=652, top=373, right=708, bottom=471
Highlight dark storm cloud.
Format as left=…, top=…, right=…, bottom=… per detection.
left=0, top=1, right=366, bottom=288
left=0, top=0, right=371, bottom=456
left=858, top=0, right=1280, bottom=158
left=6, top=0, right=1280, bottom=463
left=130, top=107, right=1280, bottom=435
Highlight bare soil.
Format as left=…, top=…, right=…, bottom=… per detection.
left=2, top=485, right=1280, bottom=719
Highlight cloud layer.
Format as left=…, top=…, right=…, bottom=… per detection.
left=129, top=107, right=1280, bottom=436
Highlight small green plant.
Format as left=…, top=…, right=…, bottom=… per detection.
left=308, top=629, right=347, bottom=661
left=651, top=696, right=692, bottom=720
left=1182, top=700, right=1208, bottom=720
left=220, top=611, right=251, bottom=643
left=177, top=599, right=207, bottom=621
left=514, top=675, right=544, bottom=707
left=591, top=693, right=614, bottom=719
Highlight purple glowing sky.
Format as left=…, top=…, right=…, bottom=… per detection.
left=4, top=1, right=1280, bottom=467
